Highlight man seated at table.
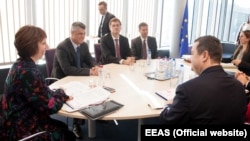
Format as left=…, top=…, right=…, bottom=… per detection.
left=100, top=17, right=134, bottom=65
left=131, top=22, right=158, bottom=60
left=160, top=35, right=247, bottom=124
left=51, top=21, right=98, bottom=139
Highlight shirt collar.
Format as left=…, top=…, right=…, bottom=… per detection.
left=140, top=36, right=147, bottom=42
left=112, top=35, right=120, bottom=41
left=70, top=39, right=79, bottom=51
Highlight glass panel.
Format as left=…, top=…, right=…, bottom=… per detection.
left=229, top=0, right=250, bottom=43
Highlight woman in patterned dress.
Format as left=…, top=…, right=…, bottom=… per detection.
left=0, top=25, right=76, bottom=141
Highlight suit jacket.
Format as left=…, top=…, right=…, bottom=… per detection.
left=131, top=36, right=158, bottom=60
left=160, top=66, right=247, bottom=125
left=100, top=33, right=131, bottom=64
left=98, top=12, right=115, bottom=37
left=51, top=38, right=96, bottom=79
left=232, top=46, right=250, bottom=75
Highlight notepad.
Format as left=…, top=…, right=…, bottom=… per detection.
left=79, top=100, right=124, bottom=120
left=221, top=63, right=237, bottom=69
left=140, top=90, right=164, bottom=109
left=155, top=89, right=175, bottom=101
left=56, top=81, right=111, bottom=112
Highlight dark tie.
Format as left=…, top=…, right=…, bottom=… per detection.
left=115, top=39, right=121, bottom=59
left=142, top=39, right=147, bottom=59
left=76, top=46, right=81, bottom=68
left=99, top=16, right=104, bottom=36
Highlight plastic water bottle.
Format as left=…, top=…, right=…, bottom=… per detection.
left=171, top=58, right=176, bottom=77
left=177, top=64, right=184, bottom=85
left=146, top=49, right=151, bottom=65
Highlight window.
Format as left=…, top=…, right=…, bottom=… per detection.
left=0, top=0, right=250, bottom=65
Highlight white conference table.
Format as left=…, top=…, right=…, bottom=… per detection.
left=49, top=59, right=238, bottom=140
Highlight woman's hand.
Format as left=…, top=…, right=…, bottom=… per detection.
left=67, top=96, right=73, bottom=101
left=235, top=71, right=249, bottom=86
left=231, top=59, right=241, bottom=66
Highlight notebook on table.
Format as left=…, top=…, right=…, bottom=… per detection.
left=155, top=89, right=175, bottom=101
left=54, top=81, right=111, bottom=112
left=79, top=100, right=124, bottom=120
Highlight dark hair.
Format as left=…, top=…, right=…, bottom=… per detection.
left=14, top=25, right=47, bottom=59
left=194, top=35, right=222, bottom=63
left=71, top=22, right=86, bottom=32
left=109, top=17, right=121, bottom=26
left=138, top=22, right=148, bottom=29
left=99, top=1, right=107, bottom=8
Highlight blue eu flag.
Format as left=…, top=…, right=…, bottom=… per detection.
left=179, top=1, right=189, bottom=57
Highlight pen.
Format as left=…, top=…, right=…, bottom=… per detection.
left=114, top=119, right=118, bottom=125
left=65, top=103, right=74, bottom=110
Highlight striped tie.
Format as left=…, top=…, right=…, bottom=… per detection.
left=142, top=39, right=147, bottom=59
left=115, top=39, right=121, bottom=59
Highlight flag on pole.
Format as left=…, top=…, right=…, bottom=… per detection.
left=179, top=0, right=189, bottom=57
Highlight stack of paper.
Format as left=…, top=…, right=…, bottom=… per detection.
left=221, top=63, right=236, bottom=69
left=155, top=89, right=175, bottom=101
left=57, top=81, right=111, bottom=112
left=181, top=55, right=191, bottom=63
left=141, top=90, right=164, bottom=109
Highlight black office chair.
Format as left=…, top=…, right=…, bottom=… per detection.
left=94, top=43, right=102, bottom=64
left=44, top=48, right=59, bottom=84
left=157, top=49, right=170, bottom=58
left=221, top=42, right=236, bottom=63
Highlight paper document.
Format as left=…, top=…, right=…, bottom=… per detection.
left=155, top=89, right=175, bottom=101
left=56, top=81, right=111, bottom=112
left=182, top=55, right=191, bottom=62
left=141, top=90, right=164, bottom=109
left=221, top=63, right=236, bottom=69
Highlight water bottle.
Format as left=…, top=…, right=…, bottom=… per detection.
left=171, top=58, right=176, bottom=77
left=177, top=64, right=184, bottom=85
left=146, top=49, right=151, bottom=65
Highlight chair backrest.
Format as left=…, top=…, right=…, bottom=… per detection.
left=221, top=42, right=236, bottom=54
left=94, top=43, right=102, bottom=64
left=44, top=48, right=56, bottom=77
left=157, top=49, right=170, bottom=58
left=221, top=42, right=236, bottom=63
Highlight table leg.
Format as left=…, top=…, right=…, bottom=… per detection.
left=138, top=119, right=144, bottom=141
left=88, top=119, right=96, bottom=138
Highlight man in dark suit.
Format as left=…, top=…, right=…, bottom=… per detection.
left=100, top=17, right=134, bottom=65
left=131, top=22, right=158, bottom=60
left=161, top=35, right=247, bottom=125
left=52, top=22, right=98, bottom=79
left=98, top=1, right=115, bottom=37
left=51, top=22, right=98, bottom=139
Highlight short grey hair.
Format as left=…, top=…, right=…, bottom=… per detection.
left=71, top=22, right=86, bottom=32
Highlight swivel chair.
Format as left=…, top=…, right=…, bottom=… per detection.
left=94, top=43, right=102, bottom=64
left=44, top=48, right=59, bottom=84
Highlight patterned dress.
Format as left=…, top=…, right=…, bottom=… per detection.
left=0, top=58, right=70, bottom=141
